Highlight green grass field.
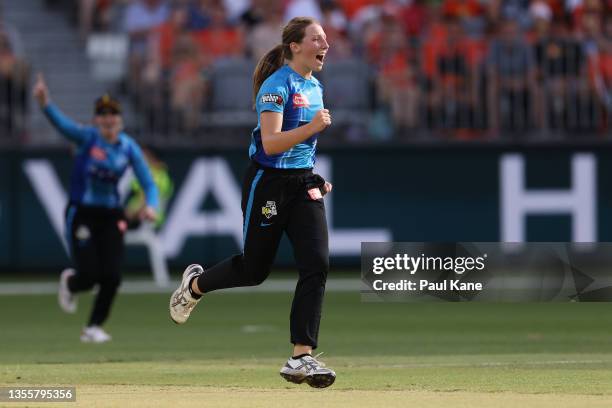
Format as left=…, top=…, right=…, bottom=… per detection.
left=2, top=288, right=612, bottom=407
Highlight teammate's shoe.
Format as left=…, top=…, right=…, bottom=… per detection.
left=58, top=268, right=77, bottom=314
left=169, top=264, right=204, bottom=324
left=280, top=353, right=336, bottom=388
left=80, top=326, right=112, bottom=343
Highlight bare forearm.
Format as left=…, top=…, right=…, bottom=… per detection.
left=263, top=123, right=316, bottom=155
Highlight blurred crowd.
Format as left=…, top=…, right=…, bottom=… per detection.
left=7, top=0, right=612, bottom=142
left=112, top=0, right=612, bottom=139
left=0, top=13, right=28, bottom=141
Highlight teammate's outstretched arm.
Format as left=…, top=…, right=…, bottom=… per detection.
left=33, top=73, right=91, bottom=145
left=128, top=142, right=159, bottom=222
left=260, top=109, right=331, bottom=155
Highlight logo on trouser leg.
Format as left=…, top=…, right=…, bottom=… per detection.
left=75, top=225, right=91, bottom=241
left=262, top=201, right=277, bottom=219
left=117, top=220, right=127, bottom=233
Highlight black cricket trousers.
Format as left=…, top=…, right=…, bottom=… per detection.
left=196, top=161, right=330, bottom=348
left=65, top=204, right=125, bottom=327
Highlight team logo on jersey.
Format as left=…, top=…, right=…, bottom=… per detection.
left=262, top=201, right=277, bottom=219
left=90, top=146, right=107, bottom=161
left=292, top=93, right=310, bottom=108
left=260, top=93, right=284, bottom=106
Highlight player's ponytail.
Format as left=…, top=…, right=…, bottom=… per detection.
left=252, top=44, right=286, bottom=106
left=252, top=17, right=317, bottom=106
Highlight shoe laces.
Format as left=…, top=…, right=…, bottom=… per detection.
left=176, top=287, right=199, bottom=311
left=302, top=352, right=326, bottom=370
left=313, top=352, right=326, bottom=366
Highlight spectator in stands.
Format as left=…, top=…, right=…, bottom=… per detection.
left=0, top=13, right=24, bottom=57
left=419, top=7, right=486, bottom=134
left=240, top=0, right=267, bottom=32
left=181, top=0, right=247, bottom=27
left=284, top=0, right=323, bottom=23
left=336, top=0, right=384, bottom=20
left=247, top=0, right=284, bottom=61
left=123, top=0, right=169, bottom=102
left=529, top=1, right=553, bottom=128
left=319, top=0, right=352, bottom=60
left=578, top=3, right=604, bottom=50
left=190, top=1, right=244, bottom=68
left=369, top=9, right=419, bottom=130
left=534, top=14, right=587, bottom=131
left=545, top=0, right=569, bottom=20
left=430, top=15, right=486, bottom=134
left=186, top=0, right=214, bottom=30
left=0, top=30, right=28, bottom=139
left=139, top=6, right=190, bottom=134
left=441, top=0, right=487, bottom=37
left=345, top=1, right=389, bottom=54
left=570, top=0, right=604, bottom=33
left=588, top=13, right=612, bottom=125
left=149, top=5, right=189, bottom=73
left=124, top=0, right=170, bottom=54
left=169, top=32, right=205, bottom=132
left=486, top=18, right=537, bottom=133
left=484, top=0, right=533, bottom=32
left=79, top=0, right=114, bottom=41
left=363, top=2, right=400, bottom=65
left=399, top=0, right=429, bottom=42
left=564, top=1, right=605, bottom=132
left=220, top=0, right=250, bottom=23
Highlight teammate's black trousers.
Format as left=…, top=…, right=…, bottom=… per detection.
left=65, top=205, right=125, bottom=327
left=196, top=162, right=329, bottom=348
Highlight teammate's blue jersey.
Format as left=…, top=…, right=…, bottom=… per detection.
left=44, top=104, right=159, bottom=210
left=249, top=64, right=324, bottom=169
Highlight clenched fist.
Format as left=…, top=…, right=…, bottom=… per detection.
left=309, top=109, right=331, bottom=133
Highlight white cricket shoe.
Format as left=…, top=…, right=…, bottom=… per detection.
left=280, top=353, right=336, bottom=388
left=58, top=268, right=77, bottom=314
left=80, top=326, right=112, bottom=343
left=169, top=264, right=204, bottom=324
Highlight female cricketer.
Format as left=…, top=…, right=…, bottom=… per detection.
left=169, top=17, right=335, bottom=388
left=34, top=74, right=159, bottom=343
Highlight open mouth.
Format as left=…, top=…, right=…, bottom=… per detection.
left=316, top=54, right=325, bottom=63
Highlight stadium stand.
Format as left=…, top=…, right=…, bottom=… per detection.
left=1, top=0, right=611, bottom=145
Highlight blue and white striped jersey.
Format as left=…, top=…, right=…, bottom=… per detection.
left=249, top=64, right=324, bottom=169
left=44, top=104, right=158, bottom=210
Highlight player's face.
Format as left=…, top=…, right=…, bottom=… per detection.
left=94, top=112, right=122, bottom=142
left=292, top=24, right=329, bottom=73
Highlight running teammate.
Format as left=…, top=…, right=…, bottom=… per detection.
left=34, top=74, right=159, bottom=343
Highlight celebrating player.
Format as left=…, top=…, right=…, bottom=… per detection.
left=34, top=74, right=159, bottom=343
left=169, top=17, right=335, bottom=387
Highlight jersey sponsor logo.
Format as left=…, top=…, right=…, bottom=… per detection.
left=262, top=201, right=277, bottom=219
left=292, top=93, right=310, bottom=108
left=90, top=146, right=107, bottom=161
left=260, top=93, right=284, bottom=106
